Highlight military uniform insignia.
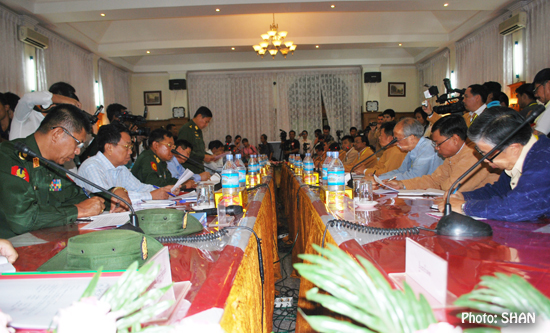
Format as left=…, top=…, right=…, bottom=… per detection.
left=155, top=156, right=160, bottom=163
left=33, top=157, right=40, bottom=168
left=151, top=162, right=158, bottom=172
left=18, top=152, right=27, bottom=160
left=49, top=179, right=62, bottom=191
left=141, top=236, right=148, bottom=260
left=195, top=126, right=198, bottom=130
left=11, top=166, right=30, bottom=182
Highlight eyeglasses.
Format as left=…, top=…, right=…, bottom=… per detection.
left=118, top=143, right=134, bottom=151
left=395, top=135, right=410, bottom=142
left=51, top=126, right=85, bottom=149
left=432, top=136, right=451, bottom=149
left=158, top=142, right=174, bottom=149
left=532, top=80, right=548, bottom=95
left=475, top=145, right=502, bottom=162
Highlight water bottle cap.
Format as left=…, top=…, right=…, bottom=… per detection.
left=306, top=153, right=310, bottom=156
left=333, top=151, right=339, bottom=158
left=235, top=154, right=241, bottom=159
left=227, top=154, right=233, bottom=160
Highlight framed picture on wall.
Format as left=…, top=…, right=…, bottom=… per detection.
left=388, top=82, right=406, bottom=97
left=144, top=91, right=162, bottom=105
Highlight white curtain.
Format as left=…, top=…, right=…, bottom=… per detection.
left=525, top=0, right=550, bottom=81
left=417, top=48, right=450, bottom=98
left=0, top=5, right=26, bottom=96
left=277, top=67, right=362, bottom=140
left=277, top=72, right=322, bottom=140
left=98, top=59, right=131, bottom=111
left=455, top=16, right=507, bottom=88
left=35, top=27, right=94, bottom=112
left=187, top=72, right=275, bottom=147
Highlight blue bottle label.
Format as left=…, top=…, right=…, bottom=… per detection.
left=222, top=171, right=239, bottom=188
left=328, top=170, right=345, bottom=186
left=304, top=162, right=314, bottom=172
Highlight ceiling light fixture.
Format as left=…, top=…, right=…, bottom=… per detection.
left=331, top=5, right=335, bottom=8
left=100, top=13, right=106, bottom=17
left=444, top=3, right=449, bottom=6
left=216, top=8, right=220, bottom=12
left=231, top=47, right=235, bottom=50
left=398, top=43, right=402, bottom=46
left=252, top=13, right=296, bottom=59
left=316, top=45, right=319, bottom=48
left=146, top=50, right=150, bottom=54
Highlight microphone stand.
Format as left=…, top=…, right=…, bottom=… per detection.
left=347, top=138, right=398, bottom=188
left=436, top=105, right=545, bottom=237
left=14, top=142, right=141, bottom=231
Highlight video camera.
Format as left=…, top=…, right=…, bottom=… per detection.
left=82, top=105, right=103, bottom=125
left=118, top=106, right=148, bottom=126
left=426, top=79, right=466, bottom=115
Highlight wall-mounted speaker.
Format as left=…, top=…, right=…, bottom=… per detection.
left=364, top=72, right=382, bottom=83
left=169, top=79, right=187, bottom=90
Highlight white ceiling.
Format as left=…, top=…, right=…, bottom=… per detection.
left=1, top=0, right=520, bottom=73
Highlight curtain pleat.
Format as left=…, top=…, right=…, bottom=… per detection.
left=98, top=59, right=131, bottom=113
left=417, top=49, right=450, bottom=99
left=0, top=5, right=25, bottom=96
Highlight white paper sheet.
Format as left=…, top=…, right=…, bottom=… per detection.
left=8, top=233, right=49, bottom=248
left=81, top=211, right=132, bottom=230
left=373, top=174, right=399, bottom=192
left=172, top=169, right=195, bottom=193
left=0, top=275, right=120, bottom=329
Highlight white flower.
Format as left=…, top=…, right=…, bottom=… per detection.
left=54, top=297, right=117, bottom=333
left=415, top=322, right=463, bottom=333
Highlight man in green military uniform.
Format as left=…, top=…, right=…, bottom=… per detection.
left=131, top=128, right=191, bottom=189
left=177, top=106, right=215, bottom=173
left=0, top=105, right=129, bottom=238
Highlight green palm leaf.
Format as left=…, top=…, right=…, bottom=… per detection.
left=294, top=243, right=437, bottom=333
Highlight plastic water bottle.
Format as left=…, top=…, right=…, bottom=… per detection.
left=321, top=152, right=333, bottom=185
left=294, top=154, right=303, bottom=176
left=247, top=154, right=261, bottom=187
left=303, top=153, right=314, bottom=185
left=327, top=151, right=345, bottom=211
left=234, top=154, right=247, bottom=190
left=221, top=154, right=241, bottom=206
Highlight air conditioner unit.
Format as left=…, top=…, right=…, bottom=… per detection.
left=18, top=26, right=49, bottom=49
left=499, top=12, right=527, bottom=36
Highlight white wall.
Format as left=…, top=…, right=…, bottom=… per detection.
left=130, top=73, right=189, bottom=120
left=362, top=65, right=420, bottom=114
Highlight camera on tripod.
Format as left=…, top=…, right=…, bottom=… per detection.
left=119, top=107, right=150, bottom=137
left=426, top=79, right=466, bottom=115
left=279, top=129, right=287, bottom=141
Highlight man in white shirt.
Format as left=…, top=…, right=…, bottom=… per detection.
left=204, top=140, right=225, bottom=175
left=298, top=130, right=312, bottom=155
left=532, top=68, right=550, bottom=135
left=77, top=123, right=174, bottom=204
left=10, top=82, right=81, bottom=140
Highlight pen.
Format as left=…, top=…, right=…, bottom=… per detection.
left=153, top=185, right=176, bottom=197
left=82, top=188, right=91, bottom=198
left=373, top=170, right=376, bottom=175
left=389, top=176, right=397, bottom=181
left=452, top=183, right=461, bottom=195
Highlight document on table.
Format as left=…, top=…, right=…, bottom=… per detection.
left=0, top=274, right=120, bottom=329
left=373, top=175, right=399, bottom=192
left=172, top=169, right=195, bottom=193
left=8, top=232, right=49, bottom=248
left=81, top=211, right=132, bottom=230
left=398, top=189, right=445, bottom=196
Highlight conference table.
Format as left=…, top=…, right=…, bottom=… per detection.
left=10, top=173, right=278, bottom=333
left=280, top=164, right=550, bottom=332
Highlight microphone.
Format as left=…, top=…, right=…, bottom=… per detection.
left=436, top=105, right=545, bottom=237
left=347, top=138, right=398, bottom=187
left=171, top=149, right=220, bottom=175
left=14, top=142, right=141, bottom=231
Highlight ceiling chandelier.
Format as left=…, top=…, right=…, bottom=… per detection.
left=253, top=14, right=297, bottom=59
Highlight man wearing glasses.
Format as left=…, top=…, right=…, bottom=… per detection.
left=77, top=123, right=177, bottom=203
left=384, top=115, right=498, bottom=192
left=532, top=68, right=550, bottom=136
left=132, top=128, right=192, bottom=189
left=378, top=118, right=443, bottom=181
left=0, top=105, right=126, bottom=238
left=441, top=107, right=550, bottom=222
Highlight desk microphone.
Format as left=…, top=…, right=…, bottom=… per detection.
left=14, top=142, right=141, bottom=231
left=436, top=105, right=545, bottom=237
left=347, top=138, right=398, bottom=187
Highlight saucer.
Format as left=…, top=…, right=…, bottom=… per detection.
left=355, top=201, right=378, bottom=208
